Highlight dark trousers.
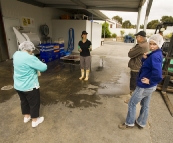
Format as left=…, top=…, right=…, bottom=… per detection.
left=16, top=88, right=40, bottom=118
left=130, top=71, right=139, bottom=91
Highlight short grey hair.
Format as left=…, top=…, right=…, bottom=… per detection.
left=18, top=41, right=35, bottom=51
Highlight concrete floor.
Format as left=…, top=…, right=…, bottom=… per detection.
left=0, top=42, right=173, bottom=143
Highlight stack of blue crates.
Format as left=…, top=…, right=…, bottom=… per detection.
left=39, top=43, right=60, bottom=63
left=59, top=43, right=66, bottom=57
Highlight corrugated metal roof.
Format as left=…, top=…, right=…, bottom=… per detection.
left=17, top=0, right=146, bottom=20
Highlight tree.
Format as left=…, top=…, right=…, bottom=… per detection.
left=112, top=15, right=122, bottom=24
left=147, top=20, right=159, bottom=29
left=160, top=16, right=173, bottom=23
left=102, top=22, right=111, bottom=38
left=140, top=24, right=144, bottom=29
left=122, top=20, right=132, bottom=28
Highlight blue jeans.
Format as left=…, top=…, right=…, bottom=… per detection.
left=125, top=86, right=156, bottom=127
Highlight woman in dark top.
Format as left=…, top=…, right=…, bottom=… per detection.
left=78, top=31, right=92, bottom=81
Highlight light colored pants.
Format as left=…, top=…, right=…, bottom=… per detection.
left=80, top=56, right=91, bottom=70
left=125, top=86, right=156, bottom=127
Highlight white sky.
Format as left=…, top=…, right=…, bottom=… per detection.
left=101, top=0, right=173, bottom=25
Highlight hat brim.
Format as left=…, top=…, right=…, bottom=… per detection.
left=134, top=34, right=146, bottom=37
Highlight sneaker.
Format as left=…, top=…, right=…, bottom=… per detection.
left=32, top=117, right=44, bottom=128
left=135, top=121, right=144, bottom=129
left=118, top=123, right=133, bottom=130
left=24, top=116, right=31, bottom=123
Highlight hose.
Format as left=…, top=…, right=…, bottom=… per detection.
left=66, top=28, right=74, bottom=55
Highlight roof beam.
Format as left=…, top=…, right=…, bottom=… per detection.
left=44, top=4, right=138, bottom=12
left=70, top=0, right=87, bottom=9
left=87, top=6, right=138, bottom=12
left=45, top=4, right=84, bottom=9
left=87, top=10, right=108, bottom=20
left=17, top=0, right=45, bottom=7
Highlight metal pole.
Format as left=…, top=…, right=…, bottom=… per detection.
left=144, top=0, right=153, bottom=32
left=91, top=14, right=93, bottom=43
left=104, top=20, right=106, bottom=39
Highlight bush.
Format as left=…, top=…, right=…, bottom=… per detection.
left=112, top=33, right=117, bottom=38
left=128, top=33, right=135, bottom=38
left=164, top=33, right=173, bottom=39
left=120, top=30, right=125, bottom=36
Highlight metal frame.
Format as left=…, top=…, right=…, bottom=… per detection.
left=17, top=0, right=146, bottom=20
left=155, top=22, right=173, bottom=116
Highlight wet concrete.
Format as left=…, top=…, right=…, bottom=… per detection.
left=0, top=60, right=16, bottom=103
left=0, top=42, right=172, bottom=143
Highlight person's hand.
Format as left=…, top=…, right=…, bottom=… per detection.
left=143, top=53, right=148, bottom=59
left=79, top=48, right=82, bottom=52
left=88, top=47, right=92, bottom=51
left=141, top=77, right=150, bottom=84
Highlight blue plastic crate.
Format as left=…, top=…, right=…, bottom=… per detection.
left=59, top=51, right=66, bottom=57
left=53, top=51, right=60, bottom=59
left=59, top=43, right=65, bottom=52
left=39, top=43, right=54, bottom=57
left=40, top=55, right=54, bottom=63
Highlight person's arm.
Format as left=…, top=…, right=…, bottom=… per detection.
left=89, top=41, right=92, bottom=51
left=150, top=55, right=163, bottom=84
left=27, top=56, right=47, bottom=72
left=128, top=45, right=144, bottom=58
left=78, top=42, right=82, bottom=52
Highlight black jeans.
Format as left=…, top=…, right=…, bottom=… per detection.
left=130, top=71, right=139, bottom=91
left=16, top=88, right=40, bottom=118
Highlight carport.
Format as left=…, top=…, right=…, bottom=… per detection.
left=0, top=0, right=153, bottom=61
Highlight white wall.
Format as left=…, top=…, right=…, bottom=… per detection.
left=52, top=20, right=87, bottom=53
left=52, top=20, right=102, bottom=53
left=86, top=21, right=91, bottom=41
left=110, top=28, right=173, bottom=37
left=0, top=0, right=66, bottom=38
left=92, top=22, right=102, bottom=50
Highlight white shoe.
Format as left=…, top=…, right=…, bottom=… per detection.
left=24, top=116, right=31, bottom=123
left=32, top=117, right=44, bottom=128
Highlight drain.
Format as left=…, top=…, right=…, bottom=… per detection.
left=1, top=85, right=13, bottom=90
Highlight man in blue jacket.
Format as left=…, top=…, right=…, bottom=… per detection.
left=119, top=34, right=163, bottom=129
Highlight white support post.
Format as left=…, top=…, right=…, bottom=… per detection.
left=136, top=7, right=142, bottom=34
left=144, top=0, right=153, bottom=32
left=135, top=7, right=142, bottom=44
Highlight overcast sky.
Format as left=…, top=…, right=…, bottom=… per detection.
left=101, top=0, right=173, bottom=25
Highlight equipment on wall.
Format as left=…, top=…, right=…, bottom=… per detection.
left=13, top=26, right=40, bottom=55
left=66, top=28, right=74, bottom=56
left=40, top=24, right=52, bottom=43
left=74, top=14, right=88, bottom=20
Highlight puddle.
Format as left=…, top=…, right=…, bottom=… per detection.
left=0, top=56, right=130, bottom=108
left=98, top=72, right=129, bottom=96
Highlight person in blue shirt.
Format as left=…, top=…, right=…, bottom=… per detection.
left=119, top=34, right=163, bottom=129
left=13, top=41, right=47, bottom=128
